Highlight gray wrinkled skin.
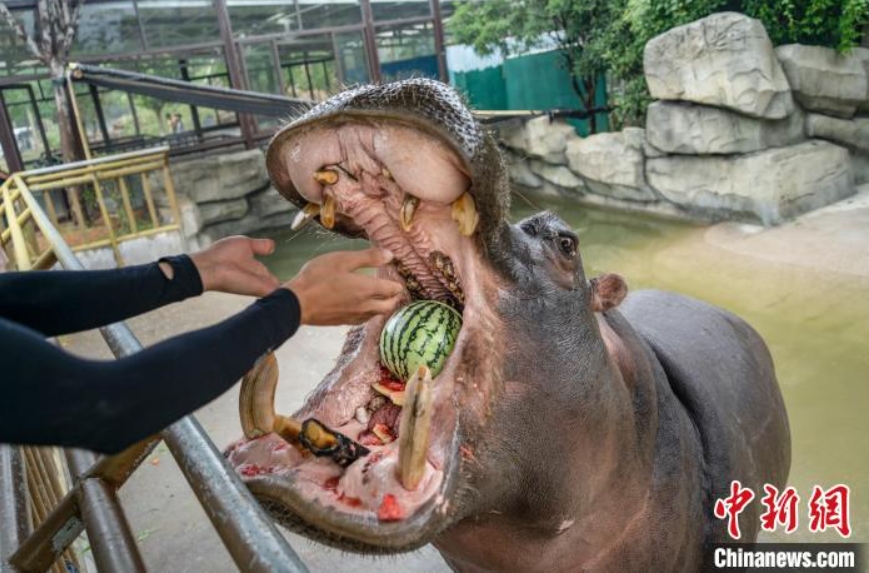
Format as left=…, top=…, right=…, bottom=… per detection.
left=260, top=79, right=791, bottom=572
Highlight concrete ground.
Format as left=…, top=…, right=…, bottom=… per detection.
left=61, top=185, right=869, bottom=572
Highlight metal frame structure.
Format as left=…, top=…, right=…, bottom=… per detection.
left=0, top=160, right=310, bottom=573
left=0, top=0, right=450, bottom=166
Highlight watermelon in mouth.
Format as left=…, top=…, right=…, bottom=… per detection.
left=225, top=109, right=503, bottom=553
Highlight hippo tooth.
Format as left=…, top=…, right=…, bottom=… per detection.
left=400, top=195, right=420, bottom=232
left=397, top=365, right=434, bottom=491
left=382, top=167, right=393, bottom=181
left=239, top=353, right=303, bottom=443
left=321, top=195, right=337, bottom=229
left=291, top=203, right=320, bottom=231
left=313, top=168, right=339, bottom=185
left=451, top=192, right=479, bottom=237
left=355, top=406, right=370, bottom=425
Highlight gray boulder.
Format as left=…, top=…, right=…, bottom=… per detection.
left=155, top=149, right=270, bottom=204
left=851, top=151, right=869, bottom=185
left=529, top=160, right=584, bottom=190
left=566, top=130, right=656, bottom=202
left=854, top=47, right=869, bottom=115
left=506, top=155, right=544, bottom=189
left=249, top=186, right=294, bottom=218
left=198, top=198, right=249, bottom=226
left=646, top=101, right=804, bottom=155
left=202, top=210, right=290, bottom=243
left=776, top=44, right=869, bottom=118
left=647, top=140, right=853, bottom=224
left=805, top=114, right=869, bottom=154
left=497, top=116, right=578, bottom=163
left=644, top=12, right=794, bottom=119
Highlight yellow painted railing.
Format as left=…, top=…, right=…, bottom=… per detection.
left=0, top=146, right=181, bottom=269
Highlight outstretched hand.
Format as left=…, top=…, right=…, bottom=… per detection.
left=286, top=248, right=404, bottom=326
left=189, top=236, right=280, bottom=297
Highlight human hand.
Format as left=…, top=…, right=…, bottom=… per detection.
left=189, top=236, right=280, bottom=297
left=286, top=248, right=404, bottom=326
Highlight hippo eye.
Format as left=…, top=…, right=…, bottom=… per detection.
left=558, top=235, right=577, bottom=258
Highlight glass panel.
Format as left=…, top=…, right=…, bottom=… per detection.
left=1, top=83, right=59, bottom=168
left=243, top=42, right=280, bottom=94
left=376, top=21, right=437, bottom=81
left=228, top=0, right=301, bottom=38
left=0, top=8, right=38, bottom=77
left=370, top=0, right=430, bottom=22
left=138, top=0, right=220, bottom=48
left=183, top=54, right=237, bottom=129
left=334, top=31, right=369, bottom=84
left=278, top=35, right=338, bottom=100
left=296, top=1, right=362, bottom=29
left=72, top=1, right=143, bottom=56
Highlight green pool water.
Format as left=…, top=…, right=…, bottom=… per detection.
left=261, top=195, right=869, bottom=542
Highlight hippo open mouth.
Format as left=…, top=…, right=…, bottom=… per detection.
left=225, top=80, right=509, bottom=553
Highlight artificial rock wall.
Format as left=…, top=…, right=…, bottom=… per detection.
left=499, top=12, right=869, bottom=225
left=149, top=148, right=294, bottom=249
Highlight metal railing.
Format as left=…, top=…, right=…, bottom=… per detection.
left=0, top=163, right=309, bottom=572
left=0, top=146, right=182, bottom=269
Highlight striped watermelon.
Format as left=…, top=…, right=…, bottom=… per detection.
left=379, top=300, right=462, bottom=381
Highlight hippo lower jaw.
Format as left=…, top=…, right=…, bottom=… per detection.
left=225, top=115, right=504, bottom=553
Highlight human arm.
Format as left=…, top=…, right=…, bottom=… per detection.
left=0, top=289, right=300, bottom=454
left=0, top=248, right=403, bottom=453
left=0, top=236, right=279, bottom=337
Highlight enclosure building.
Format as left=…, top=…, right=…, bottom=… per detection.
left=0, top=0, right=454, bottom=173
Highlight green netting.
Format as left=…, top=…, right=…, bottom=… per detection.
left=452, top=49, right=610, bottom=135
left=452, top=66, right=508, bottom=110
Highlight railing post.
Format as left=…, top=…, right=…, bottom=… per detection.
left=65, top=450, right=147, bottom=573
left=2, top=183, right=31, bottom=271
left=0, top=446, right=29, bottom=573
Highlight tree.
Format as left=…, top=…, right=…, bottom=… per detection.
left=450, top=0, right=868, bottom=129
left=0, top=0, right=86, bottom=224
left=449, top=0, right=619, bottom=134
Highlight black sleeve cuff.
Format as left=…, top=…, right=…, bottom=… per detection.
left=157, top=254, right=204, bottom=299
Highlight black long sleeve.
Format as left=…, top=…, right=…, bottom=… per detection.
left=0, top=255, right=203, bottom=337
left=0, top=289, right=301, bottom=454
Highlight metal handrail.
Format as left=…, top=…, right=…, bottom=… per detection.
left=0, top=146, right=181, bottom=268
left=0, top=175, right=309, bottom=572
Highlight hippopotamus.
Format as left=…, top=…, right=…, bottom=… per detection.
left=225, top=79, right=791, bottom=572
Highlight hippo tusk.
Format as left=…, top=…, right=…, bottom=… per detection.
left=451, top=192, right=479, bottom=237
left=239, top=352, right=302, bottom=442
left=397, top=365, right=434, bottom=491
left=321, top=194, right=337, bottom=229
left=291, top=203, right=321, bottom=231
left=400, top=195, right=420, bottom=232
left=239, top=353, right=370, bottom=467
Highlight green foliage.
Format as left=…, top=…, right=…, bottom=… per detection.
left=743, top=0, right=869, bottom=51
left=449, top=0, right=868, bottom=129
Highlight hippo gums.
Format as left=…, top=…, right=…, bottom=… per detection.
left=225, top=79, right=791, bottom=572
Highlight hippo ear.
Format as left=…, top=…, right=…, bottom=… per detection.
left=590, top=273, right=628, bottom=312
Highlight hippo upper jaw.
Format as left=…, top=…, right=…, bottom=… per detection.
left=226, top=80, right=510, bottom=553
